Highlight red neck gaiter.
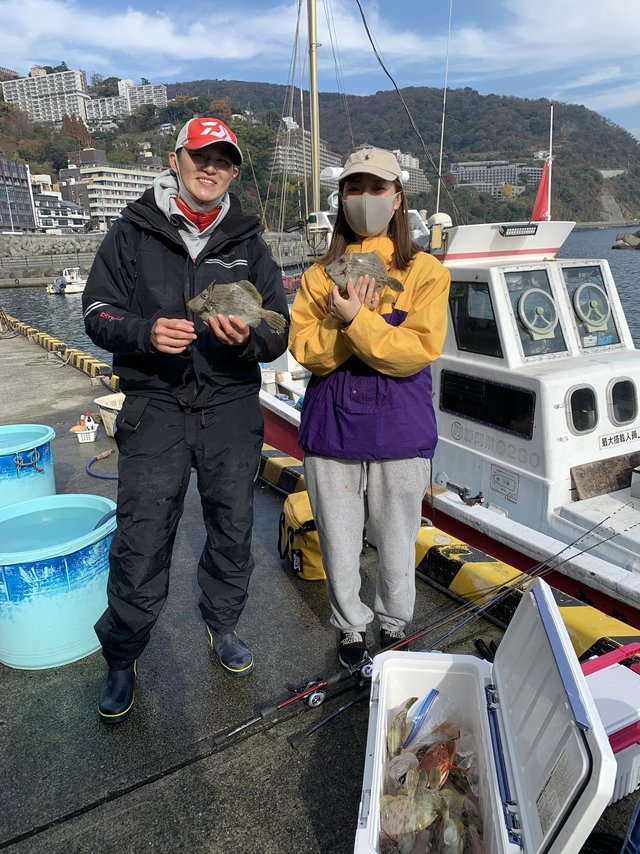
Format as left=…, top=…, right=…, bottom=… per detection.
left=175, top=197, right=221, bottom=232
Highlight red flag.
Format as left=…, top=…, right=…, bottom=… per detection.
left=531, top=160, right=550, bottom=221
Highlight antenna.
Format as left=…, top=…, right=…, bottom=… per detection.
left=435, top=0, right=453, bottom=213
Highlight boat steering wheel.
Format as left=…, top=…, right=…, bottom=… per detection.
left=573, top=282, right=611, bottom=327
left=517, top=288, right=559, bottom=336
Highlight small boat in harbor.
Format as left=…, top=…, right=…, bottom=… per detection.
left=260, top=217, right=640, bottom=622
left=45, top=267, right=87, bottom=295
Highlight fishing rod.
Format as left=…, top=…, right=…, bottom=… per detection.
left=215, top=507, right=639, bottom=748
left=286, top=514, right=640, bottom=747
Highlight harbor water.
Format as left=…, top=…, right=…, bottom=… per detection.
left=0, top=227, right=638, bottom=354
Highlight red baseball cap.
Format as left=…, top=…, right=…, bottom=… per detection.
left=174, top=118, right=243, bottom=165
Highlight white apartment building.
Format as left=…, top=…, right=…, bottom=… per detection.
left=85, top=95, right=130, bottom=122
left=85, top=80, right=168, bottom=122
left=121, top=80, right=167, bottom=111
left=449, top=160, right=543, bottom=199
left=0, top=67, right=90, bottom=123
left=59, top=157, right=161, bottom=231
left=31, top=174, right=89, bottom=233
left=2, top=67, right=166, bottom=125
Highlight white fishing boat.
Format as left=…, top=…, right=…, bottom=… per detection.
left=261, top=218, right=640, bottom=621
left=46, top=267, right=87, bottom=295
left=259, top=1, right=640, bottom=623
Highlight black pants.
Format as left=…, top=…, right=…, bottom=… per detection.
left=95, top=395, right=264, bottom=663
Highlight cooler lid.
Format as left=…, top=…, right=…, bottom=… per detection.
left=491, top=578, right=616, bottom=853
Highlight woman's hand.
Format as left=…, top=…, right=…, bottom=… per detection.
left=150, top=317, right=197, bottom=353
left=207, top=313, right=251, bottom=346
left=327, top=275, right=379, bottom=325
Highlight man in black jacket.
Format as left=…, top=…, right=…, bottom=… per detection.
left=83, top=117, right=289, bottom=724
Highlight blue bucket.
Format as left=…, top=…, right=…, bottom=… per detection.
left=0, top=424, right=56, bottom=508
left=0, top=494, right=116, bottom=669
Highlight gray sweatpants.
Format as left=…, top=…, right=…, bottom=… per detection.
left=304, top=455, right=431, bottom=634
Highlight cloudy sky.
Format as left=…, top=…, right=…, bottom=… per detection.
left=4, top=0, right=640, bottom=136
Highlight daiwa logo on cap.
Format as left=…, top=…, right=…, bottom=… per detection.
left=175, top=118, right=243, bottom=165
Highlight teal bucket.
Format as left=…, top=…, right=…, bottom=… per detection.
left=0, top=424, right=56, bottom=508
left=0, top=494, right=116, bottom=669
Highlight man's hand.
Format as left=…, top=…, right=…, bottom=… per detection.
left=151, top=318, right=197, bottom=353
left=207, top=314, right=251, bottom=346
left=327, top=275, right=379, bottom=325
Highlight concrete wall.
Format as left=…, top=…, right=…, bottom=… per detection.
left=0, top=233, right=105, bottom=282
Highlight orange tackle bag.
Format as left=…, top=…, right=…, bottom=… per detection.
left=277, top=490, right=326, bottom=581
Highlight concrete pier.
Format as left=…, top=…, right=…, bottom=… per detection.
left=0, top=330, right=638, bottom=852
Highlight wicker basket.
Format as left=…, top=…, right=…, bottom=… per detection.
left=94, top=393, right=125, bottom=438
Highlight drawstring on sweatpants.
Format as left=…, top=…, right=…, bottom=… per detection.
left=358, top=460, right=368, bottom=495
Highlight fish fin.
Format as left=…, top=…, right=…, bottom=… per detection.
left=387, top=276, right=405, bottom=293
left=186, top=292, right=207, bottom=312
left=237, top=280, right=263, bottom=305
left=263, top=310, right=287, bottom=332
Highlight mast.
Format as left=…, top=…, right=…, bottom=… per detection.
left=547, top=104, right=553, bottom=221
left=307, top=0, right=321, bottom=216
left=435, top=0, right=453, bottom=213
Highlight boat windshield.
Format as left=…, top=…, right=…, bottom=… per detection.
left=448, top=281, right=503, bottom=358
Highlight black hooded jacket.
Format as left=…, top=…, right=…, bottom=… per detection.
left=83, top=188, right=289, bottom=408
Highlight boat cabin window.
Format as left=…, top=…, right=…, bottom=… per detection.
left=561, top=265, right=620, bottom=348
left=448, top=282, right=503, bottom=358
left=440, top=370, right=535, bottom=439
left=504, top=270, right=567, bottom=357
left=569, top=387, right=598, bottom=433
left=610, top=379, right=637, bottom=425
left=504, top=269, right=568, bottom=357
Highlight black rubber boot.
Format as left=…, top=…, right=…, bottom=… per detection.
left=98, top=661, right=136, bottom=724
left=207, top=627, right=254, bottom=677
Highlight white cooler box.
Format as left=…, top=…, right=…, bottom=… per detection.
left=582, top=642, right=640, bottom=804
left=355, top=578, right=616, bottom=854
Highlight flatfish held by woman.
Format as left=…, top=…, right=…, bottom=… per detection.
left=325, top=251, right=404, bottom=295
left=187, top=281, right=287, bottom=331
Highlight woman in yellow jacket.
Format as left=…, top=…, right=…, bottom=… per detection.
left=288, top=147, right=450, bottom=670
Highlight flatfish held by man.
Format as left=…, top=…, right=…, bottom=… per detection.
left=187, top=281, right=287, bottom=331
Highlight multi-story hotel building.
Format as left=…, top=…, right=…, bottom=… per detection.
left=0, top=158, right=36, bottom=232
left=449, top=160, right=543, bottom=199
left=0, top=67, right=90, bottom=123
left=272, top=127, right=343, bottom=185
left=59, top=149, right=163, bottom=231
left=393, top=150, right=431, bottom=195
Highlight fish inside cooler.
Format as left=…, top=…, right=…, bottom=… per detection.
left=354, top=579, right=617, bottom=854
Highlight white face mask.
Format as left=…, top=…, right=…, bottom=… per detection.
left=342, top=192, right=400, bottom=237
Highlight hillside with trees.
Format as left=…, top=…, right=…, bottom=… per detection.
left=1, top=74, right=638, bottom=227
